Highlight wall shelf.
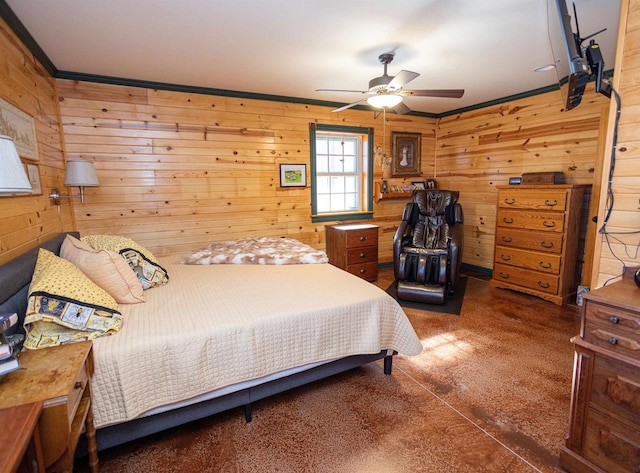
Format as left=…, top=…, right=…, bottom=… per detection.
left=374, top=182, right=414, bottom=203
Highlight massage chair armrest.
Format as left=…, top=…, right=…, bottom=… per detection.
left=393, top=202, right=418, bottom=280
left=448, top=221, right=464, bottom=289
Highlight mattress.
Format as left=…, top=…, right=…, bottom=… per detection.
left=91, top=258, right=422, bottom=428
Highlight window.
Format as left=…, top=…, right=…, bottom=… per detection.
left=309, top=124, right=373, bottom=222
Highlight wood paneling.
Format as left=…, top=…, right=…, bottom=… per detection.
left=57, top=80, right=437, bottom=262
left=0, top=17, right=72, bottom=265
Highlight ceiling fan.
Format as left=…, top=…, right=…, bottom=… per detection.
left=316, top=53, right=464, bottom=114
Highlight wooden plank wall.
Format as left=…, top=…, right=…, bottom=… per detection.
left=593, top=0, right=640, bottom=286
left=56, top=79, right=436, bottom=262
left=436, top=89, right=611, bottom=270
left=0, top=17, right=73, bottom=265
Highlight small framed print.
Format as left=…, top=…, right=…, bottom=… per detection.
left=391, top=132, right=421, bottom=177
left=25, top=162, right=42, bottom=195
left=280, top=164, right=307, bottom=187
left=412, top=181, right=426, bottom=190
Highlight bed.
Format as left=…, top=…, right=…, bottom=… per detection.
left=0, top=232, right=422, bottom=451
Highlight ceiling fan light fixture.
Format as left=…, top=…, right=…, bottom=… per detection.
left=367, top=94, right=403, bottom=109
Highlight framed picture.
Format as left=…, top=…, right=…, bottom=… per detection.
left=412, top=181, right=426, bottom=190
left=391, top=132, right=421, bottom=177
left=279, top=164, right=307, bottom=187
left=25, top=162, right=42, bottom=195
left=0, top=98, right=38, bottom=161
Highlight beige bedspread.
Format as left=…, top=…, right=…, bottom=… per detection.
left=91, top=258, right=422, bottom=428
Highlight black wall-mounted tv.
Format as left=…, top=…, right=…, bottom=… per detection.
left=549, top=0, right=611, bottom=111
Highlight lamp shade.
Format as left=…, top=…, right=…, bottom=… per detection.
left=64, top=160, right=99, bottom=187
left=0, top=135, right=32, bottom=195
left=367, top=94, right=403, bottom=109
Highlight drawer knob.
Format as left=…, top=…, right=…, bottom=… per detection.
left=610, top=316, right=620, bottom=324
left=544, top=199, right=558, bottom=207
left=502, top=217, right=514, bottom=224
left=359, top=269, right=366, bottom=274
left=499, top=272, right=510, bottom=279
left=541, top=241, right=554, bottom=249
left=504, top=198, right=516, bottom=205
left=359, top=236, right=366, bottom=241
left=539, top=261, right=552, bottom=269
left=500, top=254, right=511, bottom=261
left=537, top=281, right=550, bottom=289
left=609, top=337, right=618, bottom=345
left=74, top=381, right=83, bottom=390
left=542, top=220, right=556, bottom=228
left=359, top=252, right=366, bottom=258
left=501, top=236, right=512, bottom=243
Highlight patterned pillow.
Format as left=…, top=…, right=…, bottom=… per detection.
left=81, top=235, right=169, bottom=290
left=24, top=249, right=123, bottom=349
left=61, top=235, right=145, bottom=304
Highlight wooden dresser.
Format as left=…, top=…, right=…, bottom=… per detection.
left=325, top=223, right=379, bottom=281
left=490, top=184, right=586, bottom=305
left=560, top=277, right=640, bottom=473
left=0, top=341, right=98, bottom=473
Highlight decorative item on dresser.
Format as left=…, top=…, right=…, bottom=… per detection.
left=560, top=276, right=640, bottom=473
left=0, top=341, right=98, bottom=473
left=490, top=184, right=587, bottom=305
left=325, top=223, right=379, bottom=281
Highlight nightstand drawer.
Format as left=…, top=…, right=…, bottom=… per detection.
left=345, top=261, right=378, bottom=280
left=345, top=228, right=378, bottom=248
left=67, top=360, right=89, bottom=426
left=584, top=322, right=640, bottom=360
left=346, top=246, right=377, bottom=264
left=494, top=246, right=561, bottom=274
left=585, top=301, right=640, bottom=336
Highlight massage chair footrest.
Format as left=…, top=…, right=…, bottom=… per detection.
left=396, top=281, right=446, bottom=305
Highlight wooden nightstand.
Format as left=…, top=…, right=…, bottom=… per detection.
left=0, top=341, right=98, bottom=473
left=325, top=223, right=379, bottom=281
left=0, top=401, right=45, bottom=473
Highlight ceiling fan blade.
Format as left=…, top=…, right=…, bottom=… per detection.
left=316, top=88, right=370, bottom=94
left=387, top=70, right=420, bottom=90
left=391, top=102, right=411, bottom=115
left=331, top=97, right=369, bottom=113
left=402, top=89, right=465, bottom=98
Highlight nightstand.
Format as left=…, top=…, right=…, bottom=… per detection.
left=0, top=341, right=98, bottom=473
left=325, top=223, right=379, bottom=281
left=0, top=402, right=45, bottom=473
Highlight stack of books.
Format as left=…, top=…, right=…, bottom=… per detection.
left=0, top=313, right=22, bottom=378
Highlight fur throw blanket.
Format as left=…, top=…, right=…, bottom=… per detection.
left=179, top=237, right=329, bottom=265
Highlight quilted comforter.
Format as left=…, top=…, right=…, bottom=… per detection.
left=90, top=257, right=422, bottom=428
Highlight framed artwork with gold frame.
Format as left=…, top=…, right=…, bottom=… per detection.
left=391, top=132, right=421, bottom=177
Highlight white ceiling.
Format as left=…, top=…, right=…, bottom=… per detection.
left=6, top=0, right=621, bottom=115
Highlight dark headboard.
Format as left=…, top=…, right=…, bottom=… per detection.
left=0, top=232, right=79, bottom=335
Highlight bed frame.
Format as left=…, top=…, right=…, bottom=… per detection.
left=0, top=233, right=394, bottom=452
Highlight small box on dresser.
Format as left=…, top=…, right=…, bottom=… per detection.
left=325, top=223, right=379, bottom=282
left=560, top=276, right=640, bottom=473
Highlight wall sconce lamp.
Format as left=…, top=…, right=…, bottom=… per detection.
left=0, top=135, right=32, bottom=195
left=50, top=160, right=99, bottom=205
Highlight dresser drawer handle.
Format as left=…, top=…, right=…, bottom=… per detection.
left=359, top=252, right=366, bottom=258
left=500, top=254, right=511, bottom=261
left=544, top=199, right=558, bottom=207
left=74, top=381, right=83, bottom=390
left=541, top=241, right=554, bottom=249
left=502, top=217, right=514, bottom=224
left=542, top=220, right=556, bottom=228
left=539, top=261, right=552, bottom=269
left=610, top=316, right=620, bottom=324
left=609, top=337, right=618, bottom=345
left=501, top=236, right=513, bottom=243
left=504, top=198, right=516, bottom=205
left=359, top=236, right=366, bottom=241
left=499, top=272, right=510, bottom=279
left=537, top=281, right=550, bottom=289
left=359, top=269, right=366, bottom=274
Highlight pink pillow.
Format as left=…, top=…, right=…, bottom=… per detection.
left=60, top=235, right=145, bottom=304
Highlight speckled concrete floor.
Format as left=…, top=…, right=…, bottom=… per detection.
left=76, top=268, right=579, bottom=473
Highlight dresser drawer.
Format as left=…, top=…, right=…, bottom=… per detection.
left=583, top=407, right=640, bottom=473
left=497, top=209, right=565, bottom=232
left=493, top=263, right=559, bottom=294
left=584, top=322, right=640, bottom=360
left=591, top=354, right=640, bottom=427
left=498, top=188, right=568, bottom=211
left=345, top=261, right=378, bottom=281
left=346, top=246, right=377, bottom=264
left=345, top=228, right=378, bottom=248
left=496, top=227, right=563, bottom=254
left=494, top=246, right=561, bottom=274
